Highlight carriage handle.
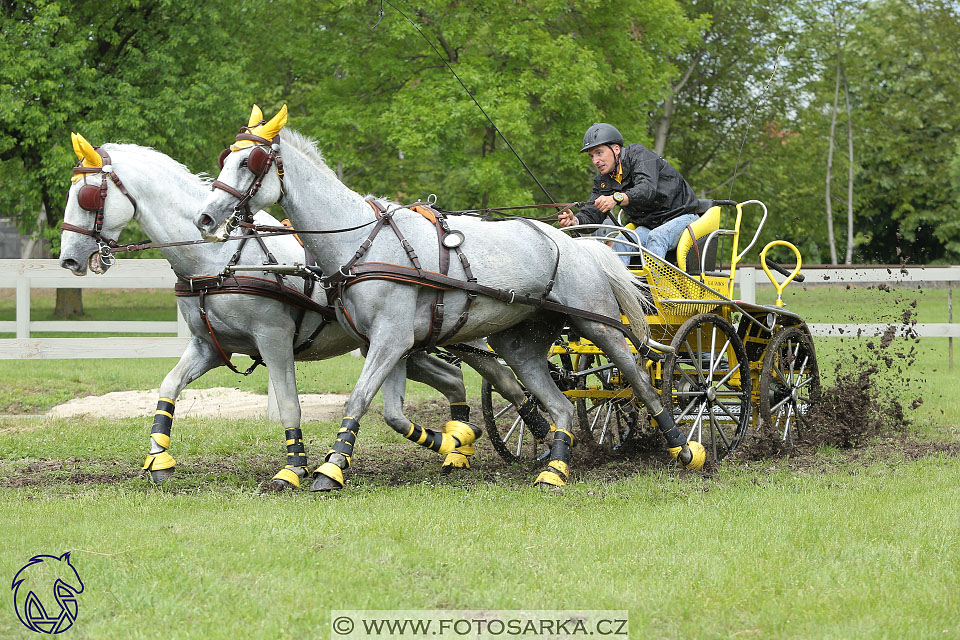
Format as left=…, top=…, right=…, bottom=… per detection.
left=727, top=200, right=768, bottom=297
left=759, top=241, right=803, bottom=308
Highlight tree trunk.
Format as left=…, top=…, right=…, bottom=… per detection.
left=843, top=69, right=855, bottom=265
left=54, top=289, right=84, bottom=317
left=825, top=55, right=841, bottom=265
left=654, top=51, right=702, bottom=157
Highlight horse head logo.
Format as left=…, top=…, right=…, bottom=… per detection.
left=11, top=552, right=84, bottom=634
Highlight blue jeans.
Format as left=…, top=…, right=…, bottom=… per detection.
left=610, top=213, right=700, bottom=265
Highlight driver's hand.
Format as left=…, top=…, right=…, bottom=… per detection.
left=593, top=195, right=616, bottom=213
left=557, top=209, right=579, bottom=227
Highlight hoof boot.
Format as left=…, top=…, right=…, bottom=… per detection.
left=310, top=462, right=345, bottom=492
left=149, top=467, right=175, bottom=483
left=441, top=451, right=471, bottom=473
left=670, top=441, right=706, bottom=470
left=272, top=467, right=304, bottom=489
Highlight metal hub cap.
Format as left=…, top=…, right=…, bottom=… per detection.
left=705, top=387, right=717, bottom=402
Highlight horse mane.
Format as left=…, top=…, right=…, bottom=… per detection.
left=100, top=143, right=213, bottom=191
left=280, top=129, right=342, bottom=182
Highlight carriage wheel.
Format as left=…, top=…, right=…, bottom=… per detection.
left=481, top=380, right=549, bottom=464
left=574, top=353, right=639, bottom=452
left=759, top=326, right=820, bottom=445
left=661, top=313, right=752, bottom=463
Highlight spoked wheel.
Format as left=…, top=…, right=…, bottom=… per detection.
left=573, top=353, right=640, bottom=452
left=759, top=325, right=821, bottom=445
left=481, top=380, right=550, bottom=464
left=661, top=313, right=752, bottom=463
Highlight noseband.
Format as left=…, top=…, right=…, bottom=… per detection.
left=211, top=128, right=286, bottom=232
left=61, top=147, right=139, bottom=267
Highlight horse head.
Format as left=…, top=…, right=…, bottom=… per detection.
left=196, top=103, right=288, bottom=241
left=60, top=132, right=137, bottom=275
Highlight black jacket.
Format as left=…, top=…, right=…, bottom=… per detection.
left=576, top=143, right=699, bottom=228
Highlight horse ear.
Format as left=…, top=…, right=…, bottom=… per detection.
left=74, top=133, right=102, bottom=168
left=247, top=104, right=264, bottom=128
left=71, top=133, right=83, bottom=161
left=257, top=104, right=288, bottom=141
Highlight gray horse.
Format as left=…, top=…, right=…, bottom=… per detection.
left=59, top=133, right=534, bottom=487
left=195, top=106, right=705, bottom=491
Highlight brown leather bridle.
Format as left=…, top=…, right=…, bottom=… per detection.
left=61, top=147, right=139, bottom=267
left=210, top=128, right=286, bottom=233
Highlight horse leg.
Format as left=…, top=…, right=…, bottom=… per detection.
left=309, top=335, right=410, bottom=492
left=379, top=358, right=481, bottom=470
left=143, top=338, right=221, bottom=483
left=256, top=337, right=310, bottom=489
left=405, top=351, right=475, bottom=472
left=574, top=319, right=705, bottom=469
left=487, top=322, right=578, bottom=489
left=453, top=344, right=552, bottom=441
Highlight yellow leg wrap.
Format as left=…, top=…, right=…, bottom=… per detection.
left=143, top=451, right=176, bottom=471
left=272, top=467, right=302, bottom=488
left=456, top=443, right=475, bottom=456
left=314, top=461, right=344, bottom=489
left=441, top=451, right=471, bottom=469
left=443, top=420, right=479, bottom=448
left=150, top=433, right=171, bottom=450
left=685, top=440, right=706, bottom=470
left=669, top=441, right=706, bottom=470
left=534, top=468, right=566, bottom=487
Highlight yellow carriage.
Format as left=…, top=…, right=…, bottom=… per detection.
left=482, top=200, right=820, bottom=465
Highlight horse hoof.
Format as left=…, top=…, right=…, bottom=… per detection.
left=534, top=480, right=564, bottom=494
left=309, top=462, right=345, bottom=492
left=149, top=467, right=175, bottom=483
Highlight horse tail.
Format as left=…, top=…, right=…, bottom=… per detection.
left=575, top=239, right=650, bottom=342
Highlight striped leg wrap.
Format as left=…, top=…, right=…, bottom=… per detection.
left=313, top=417, right=360, bottom=489
left=273, top=427, right=308, bottom=488
left=402, top=419, right=480, bottom=456
left=517, top=396, right=551, bottom=440
left=143, top=398, right=176, bottom=471
left=534, top=426, right=574, bottom=487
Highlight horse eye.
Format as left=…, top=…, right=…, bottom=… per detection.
left=239, top=158, right=248, bottom=168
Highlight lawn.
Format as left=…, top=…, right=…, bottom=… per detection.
left=0, top=282, right=958, bottom=638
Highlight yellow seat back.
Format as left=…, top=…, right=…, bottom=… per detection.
left=675, top=206, right=721, bottom=274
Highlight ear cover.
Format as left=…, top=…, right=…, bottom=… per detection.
left=77, top=184, right=103, bottom=212
left=247, top=146, right=269, bottom=174
left=218, top=148, right=230, bottom=169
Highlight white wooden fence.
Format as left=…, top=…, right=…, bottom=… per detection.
left=1, top=259, right=958, bottom=360
left=0, top=259, right=190, bottom=359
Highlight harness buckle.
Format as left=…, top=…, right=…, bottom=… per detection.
left=507, top=289, right=516, bottom=304
left=97, top=242, right=116, bottom=267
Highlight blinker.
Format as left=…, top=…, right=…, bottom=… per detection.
left=248, top=147, right=269, bottom=174
left=77, top=184, right=103, bottom=212
left=218, top=148, right=230, bottom=170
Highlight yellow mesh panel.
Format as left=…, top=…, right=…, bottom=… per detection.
left=638, top=255, right=729, bottom=324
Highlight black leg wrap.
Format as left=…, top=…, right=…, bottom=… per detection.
left=654, top=410, right=686, bottom=448
left=151, top=400, right=175, bottom=438
left=404, top=423, right=446, bottom=452
left=326, top=417, right=360, bottom=467
left=550, top=429, right=574, bottom=462
left=284, top=428, right=308, bottom=468
left=517, top=397, right=551, bottom=440
left=450, top=402, right=470, bottom=422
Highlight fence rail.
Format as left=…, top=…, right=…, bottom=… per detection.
left=1, top=259, right=957, bottom=360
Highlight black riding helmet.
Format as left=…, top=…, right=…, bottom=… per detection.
left=580, top=123, right=624, bottom=153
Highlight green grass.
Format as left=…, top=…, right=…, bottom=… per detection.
left=1, top=283, right=959, bottom=638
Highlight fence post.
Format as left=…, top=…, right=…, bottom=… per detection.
left=739, top=266, right=756, bottom=304
left=15, top=273, right=29, bottom=339
left=950, top=284, right=954, bottom=371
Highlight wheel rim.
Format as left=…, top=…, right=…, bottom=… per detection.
left=760, top=326, right=820, bottom=445
left=481, top=380, right=549, bottom=464
left=661, top=314, right=752, bottom=462
left=574, top=353, right=638, bottom=451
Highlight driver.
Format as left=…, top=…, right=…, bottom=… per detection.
left=558, top=123, right=700, bottom=263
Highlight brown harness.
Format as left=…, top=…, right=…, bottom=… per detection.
left=320, top=198, right=657, bottom=359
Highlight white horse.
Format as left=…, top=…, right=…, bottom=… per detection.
left=196, top=105, right=706, bottom=491
left=59, top=133, right=533, bottom=487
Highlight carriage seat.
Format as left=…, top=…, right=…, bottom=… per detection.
left=674, top=199, right=722, bottom=275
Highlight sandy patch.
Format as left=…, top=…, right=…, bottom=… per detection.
left=46, top=387, right=347, bottom=421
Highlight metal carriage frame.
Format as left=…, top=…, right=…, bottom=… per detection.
left=483, top=200, right=822, bottom=465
